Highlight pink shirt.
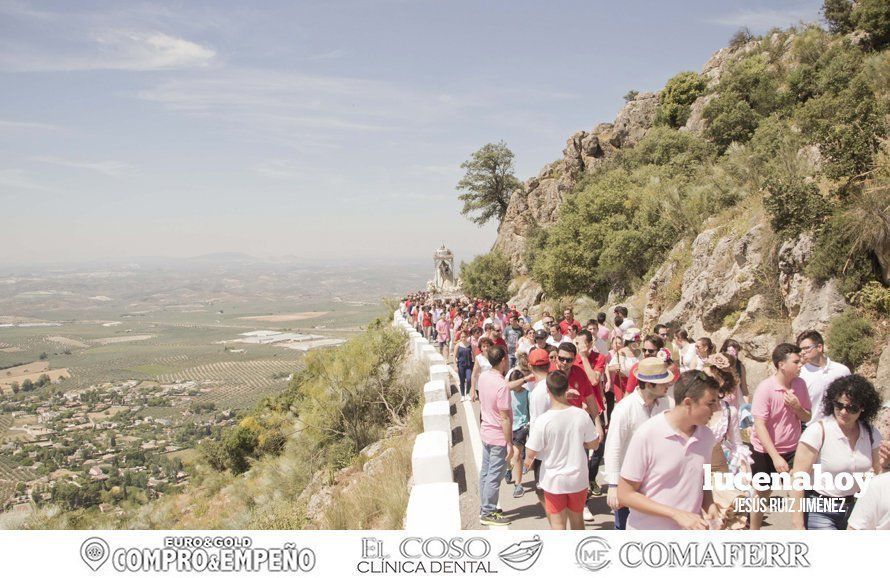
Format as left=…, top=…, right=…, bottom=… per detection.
left=620, top=412, right=716, bottom=530
left=436, top=319, right=450, bottom=342
left=751, top=375, right=811, bottom=454
left=479, top=369, right=511, bottom=446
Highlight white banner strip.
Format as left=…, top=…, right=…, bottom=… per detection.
left=0, top=529, right=884, bottom=577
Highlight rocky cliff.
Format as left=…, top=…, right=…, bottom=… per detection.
left=494, top=40, right=761, bottom=274
left=498, top=33, right=890, bottom=395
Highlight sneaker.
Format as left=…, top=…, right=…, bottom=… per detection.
left=480, top=512, right=510, bottom=526
left=513, top=484, right=525, bottom=498
left=583, top=508, right=595, bottom=522
left=504, top=469, right=513, bottom=484
left=589, top=483, right=603, bottom=497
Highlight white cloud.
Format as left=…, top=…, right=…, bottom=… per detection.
left=0, top=119, right=59, bottom=131
left=0, top=29, right=215, bottom=72
left=33, top=156, right=133, bottom=177
left=709, top=5, right=819, bottom=31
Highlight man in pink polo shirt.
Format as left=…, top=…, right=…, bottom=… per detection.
left=749, top=342, right=811, bottom=530
left=618, top=370, right=721, bottom=530
left=477, top=344, right=513, bottom=526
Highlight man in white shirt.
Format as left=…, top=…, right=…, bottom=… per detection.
left=797, top=330, right=851, bottom=425
left=611, top=306, right=636, bottom=340
left=848, top=471, right=890, bottom=530
left=603, top=357, right=673, bottom=529
left=546, top=324, right=570, bottom=348
left=533, top=312, right=555, bottom=332
left=525, top=371, right=599, bottom=530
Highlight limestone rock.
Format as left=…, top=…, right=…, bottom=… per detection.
left=508, top=278, right=543, bottom=311
left=778, top=234, right=849, bottom=335
left=360, top=440, right=385, bottom=461
left=683, top=93, right=716, bottom=134
left=493, top=94, right=658, bottom=274
left=876, top=345, right=890, bottom=402
left=660, top=224, right=767, bottom=332
left=362, top=447, right=395, bottom=477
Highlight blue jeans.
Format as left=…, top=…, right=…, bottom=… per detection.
left=805, top=498, right=853, bottom=530
left=457, top=365, right=472, bottom=396
left=479, top=443, right=508, bottom=516
left=614, top=507, right=630, bottom=530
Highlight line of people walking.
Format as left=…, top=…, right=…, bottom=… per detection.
left=399, top=294, right=890, bottom=530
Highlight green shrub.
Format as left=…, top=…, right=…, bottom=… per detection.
left=804, top=217, right=860, bottom=289
left=621, top=127, right=716, bottom=170
left=703, top=95, right=759, bottom=151
left=796, top=74, right=884, bottom=184
left=822, top=0, right=854, bottom=34
left=460, top=251, right=513, bottom=302
left=848, top=282, right=890, bottom=315
left=827, top=312, right=875, bottom=369
left=852, top=0, right=890, bottom=49
left=762, top=176, right=831, bottom=238
left=655, top=71, right=706, bottom=128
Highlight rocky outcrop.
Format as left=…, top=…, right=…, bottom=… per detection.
left=643, top=220, right=852, bottom=387
left=493, top=93, right=659, bottom=274
left=494, top=38, right=765, bottom=274
left=777, top=234, right=849, bottom=335
left=877, top=345, right=890, bottom=401
left=508, top=277, right=544, bottom=311
left=655, top=223, right=768, bottom=333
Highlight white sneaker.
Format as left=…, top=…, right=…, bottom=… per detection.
left=583, top=508, right=595, bottom=522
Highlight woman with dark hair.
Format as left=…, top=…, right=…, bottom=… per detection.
left=455, top=331, right=474, bottom=401
left=705, top=353, right=752, bottom=529
left=675, top=330, right=695, bottom=372
left=791, top=374, right=883, bottom=530
left=720, top=338, right=750, bottom=404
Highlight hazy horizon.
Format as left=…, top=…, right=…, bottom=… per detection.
left=1, top=0, right=823, bottom=265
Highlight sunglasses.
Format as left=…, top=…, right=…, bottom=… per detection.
left=642, top=348, right=658, bottom=354
left=557, top=356, right=575, bottom=364
left=834, top=401, right=861, bottom=413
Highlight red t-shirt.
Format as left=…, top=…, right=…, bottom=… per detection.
left=547, top=363, right=603, bottom=413
left=422, top=312, right=433, bottom=327
left=558, top=319, right=582, bottom=335
left=492, top=337, right=507, bottom=348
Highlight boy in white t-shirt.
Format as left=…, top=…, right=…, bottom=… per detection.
left=525, top=371, right=600, bottom=530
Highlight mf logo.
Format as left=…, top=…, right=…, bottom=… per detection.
left=576, top=536, right=611, bottom=572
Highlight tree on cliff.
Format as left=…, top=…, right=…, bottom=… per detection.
left=456, top=141, right=523, bottom=228
left=460, top=251, right=513, bottom=303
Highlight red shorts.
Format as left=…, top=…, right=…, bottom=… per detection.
left=543, top=489, right=588, bottom=514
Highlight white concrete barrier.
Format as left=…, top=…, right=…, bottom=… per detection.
left=423, top=379, right=447, bottom=403
left=427, top=352, right=445, bottom=367
left=421, top=343, right=437, bottom=362
left=404, top=482, right=460, bottom=532
left=422, top=400, right=451, bottom=440
left=429, top=364, right=450, bottom=385
left=413, top=336, right=428, bottom=358
left=411, top=431, right=452, bottom=485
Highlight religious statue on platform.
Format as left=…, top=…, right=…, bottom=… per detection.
left=429, top=245, right=461, bottom=294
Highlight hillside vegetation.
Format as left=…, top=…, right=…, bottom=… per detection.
left=529, top=24, right=887, bottom=301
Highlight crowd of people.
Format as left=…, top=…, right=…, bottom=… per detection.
left=399, top=293, right=890, bottom=531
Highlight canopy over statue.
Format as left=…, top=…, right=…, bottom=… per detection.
left=428, top=245, right=462, bottom=295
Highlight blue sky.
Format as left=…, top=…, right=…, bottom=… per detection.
left=0, top=0, right=823, bottom=265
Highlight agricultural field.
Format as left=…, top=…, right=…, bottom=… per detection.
left=0, top=256, right=418, bottom=510
left=158, top=359, right=303, bottom=409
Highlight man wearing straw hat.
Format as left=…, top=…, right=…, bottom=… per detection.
left=603, top=357, right=674, bottom=529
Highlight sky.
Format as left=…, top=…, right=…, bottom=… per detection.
left=0, top=0, right=825, bottom=266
